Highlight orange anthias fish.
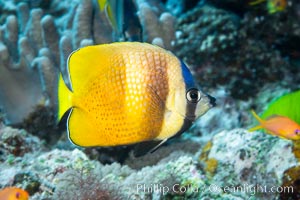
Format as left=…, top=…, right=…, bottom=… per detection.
left=249, top=0, right=287, bottom=14
left=0, top=187, right=29, bottom=200
left=267, top=0, right=287, bottom=13
left=249, top=110, right=300, bottom=140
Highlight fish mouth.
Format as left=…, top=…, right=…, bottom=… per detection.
left=207, top=94, right=216, bottom=107
left=182, top=94, right=216, bottom=122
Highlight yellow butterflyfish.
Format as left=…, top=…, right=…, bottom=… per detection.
left=58, top=42, right=215, bottom=156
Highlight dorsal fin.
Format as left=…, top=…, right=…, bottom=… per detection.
left=265, top=114, right=282, bottom=120
left=251, top=110, right=264, bottom=124
left=67, top=45, right=114, bottom=93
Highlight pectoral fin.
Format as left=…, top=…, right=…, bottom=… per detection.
left=133, top=138, right=168, bottom=157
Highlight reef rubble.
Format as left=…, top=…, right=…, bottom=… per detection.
left=0, top=122, right=298, bottom=199
left=1, top=0, right=300, bottom=199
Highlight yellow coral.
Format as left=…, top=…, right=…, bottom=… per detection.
left=199, top=141, right=212, bottom=162
left=198, top=141, right=218, bottom=178
left=205, top=158, right=218, bottom=176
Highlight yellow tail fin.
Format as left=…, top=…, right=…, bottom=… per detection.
left=58, top=74, right=72, bottom=121
left=248, top=110, right=265, bottom=132
left=98, top=0, right=107, bottom=11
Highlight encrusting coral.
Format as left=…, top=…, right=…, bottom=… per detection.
left=175, top=4, right=239, bottom=65
left=0, top=122, right=42, bottom=161
left=207, top=129, right=299, bottom=199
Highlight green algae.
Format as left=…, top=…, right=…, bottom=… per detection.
left=262, top=90, right=300, bottom=123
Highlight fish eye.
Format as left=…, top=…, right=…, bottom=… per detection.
left=295, top=129, right=300, bottom=135
left=186, top=88, right=201, bottom=103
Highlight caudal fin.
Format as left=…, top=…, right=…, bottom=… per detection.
left=57, top=74, right=72, bottom=122
left=248, top=110, right=264, bottom=132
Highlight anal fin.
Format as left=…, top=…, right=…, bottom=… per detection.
left=248, top=125, right=262, bottom=132
left=67, top=107, right=99, bottom=147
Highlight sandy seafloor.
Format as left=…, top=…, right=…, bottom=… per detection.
left=1, top=0, right=300, bottom=199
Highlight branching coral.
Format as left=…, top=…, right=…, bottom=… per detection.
left=0, top=0, right=114, bottom=126
left=135, top=0, right=176, bottom=50
left=0, top=0, right=177, bottom=128
left=0, top=4, right=58, bottom=124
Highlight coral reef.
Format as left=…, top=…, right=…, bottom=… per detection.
left=189, top=87, right=249, bottom=143
left=135, top=0, right=176, bottom=50
left=1, top=0, right=300, bottom=200
left=281, top=165, right=300, bottom=200
left=187, top=84, right=293, bottom=146
left=1, top=122, right=299, bottom=199
left=0, top=0, right=111, bottom=123
left=53, top=168, right=120, bottom=200
left=0, top=123, right=44, bottom=194
left=0, top=0, right=177, bottom=127
left=175, top=5, right=239, bottom=65
left=164, top=0, right=200, bottom=16
left=174, top=2, right=300, bottom=99
left=0, top=123, right=42, bottom=161
left=0, top=0, right=113, bottom=125
left=207, top=129, right=298, bottom=199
